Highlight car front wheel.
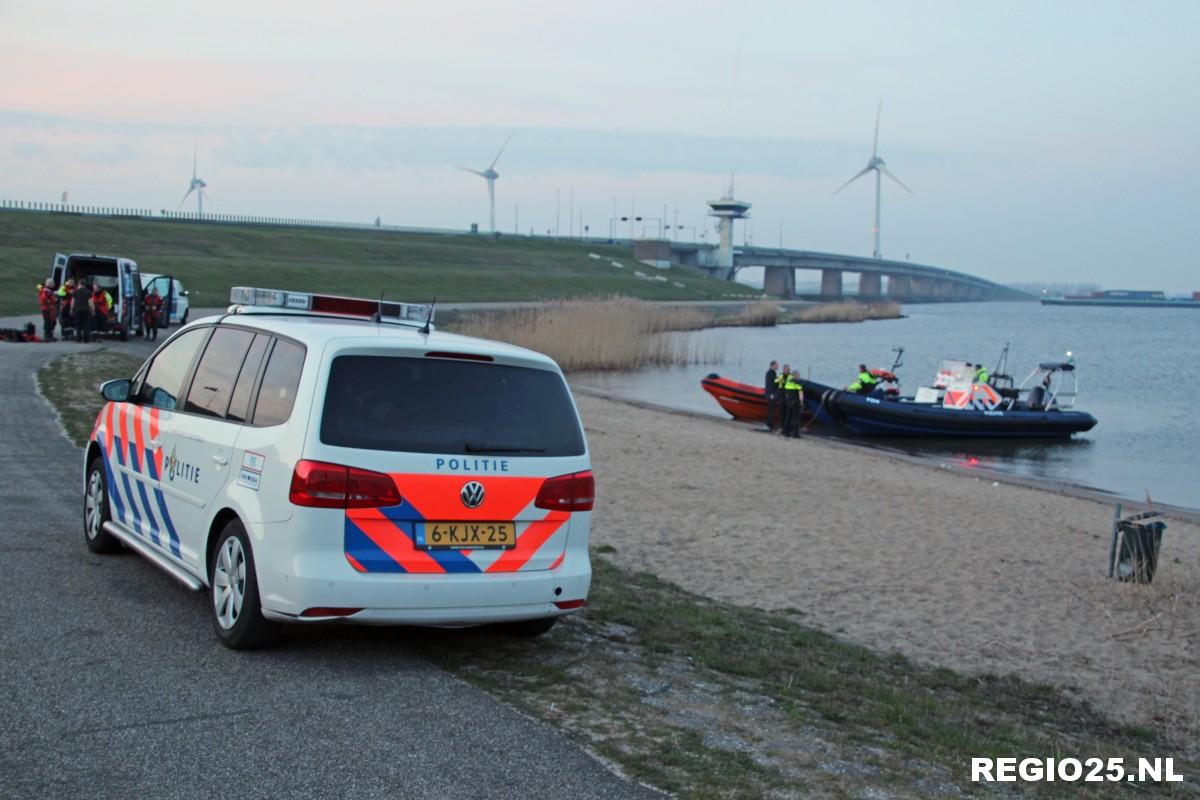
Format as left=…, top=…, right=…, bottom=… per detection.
left=209, top=519, right=280, bottom=650
left=84, top=457, right=122, bottom=554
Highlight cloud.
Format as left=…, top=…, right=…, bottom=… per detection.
left=10, top=140, right=46, bottom=159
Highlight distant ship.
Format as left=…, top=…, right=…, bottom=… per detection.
left=1041, top=289, right=1200, bottom=308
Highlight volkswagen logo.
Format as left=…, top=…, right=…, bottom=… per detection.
left=460, top=481, right=485, bottom=509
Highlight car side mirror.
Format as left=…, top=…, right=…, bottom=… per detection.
left=181, top=290, right=189, bottom=297
left=148, top=387, right=176, bottom=411
left=100, top=378, right=131, bottom=402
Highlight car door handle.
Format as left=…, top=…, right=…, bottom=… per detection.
left=148, top=439, right=162, bottom=451
left=211, top=454, right=229, bottom=466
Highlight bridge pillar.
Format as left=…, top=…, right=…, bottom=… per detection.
left=858, top=272, right=882, bottom=299
left=952, top=282, right=971, bottom=300
left=888, top=275, right=910, bottom=299
left=934, top=280, right=955, bottom=298
left=909, top=276, right=931, bottom=299
left=820, top=269, right=843, bottom=298
left=763, top=266, right=795, bottom=298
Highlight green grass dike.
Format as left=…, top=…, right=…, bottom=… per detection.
left=1, top=211, right=760, bottom=316
left=38, top=349, right=1198, bottom=799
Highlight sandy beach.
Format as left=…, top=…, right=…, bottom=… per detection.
left=575, top=392, right=1200, bottom=744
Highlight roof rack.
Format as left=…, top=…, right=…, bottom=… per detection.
left=228, top=287, right=434, bottom=330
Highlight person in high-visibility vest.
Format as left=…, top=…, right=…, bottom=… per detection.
left=38, top=279, right=58, bottom=342
left=57, top=279, right=76, bottom=339
left=847, top=364, right=878, bottom=394
left=774, top=364, right=790, bottom=433
left=973, top=363, right=990, bottom=385
left=91, top=283, right=113, bottom=335
left=782, top=370, right=805, bottom=437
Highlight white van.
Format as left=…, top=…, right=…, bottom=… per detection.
left=48, top=252, right=177, bottom=339
left=83, top=287, right=593, bottom=649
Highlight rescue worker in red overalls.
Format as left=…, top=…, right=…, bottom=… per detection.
left=143, top=285, right=163, bottom=341
left=38, top=279, right=58, bottom=342
left=91, top=282, right=112, bottom=336
left=58, top=279, right=76, bottom=340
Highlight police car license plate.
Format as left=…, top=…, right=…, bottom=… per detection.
left=421, top=522, right=516, bottom=550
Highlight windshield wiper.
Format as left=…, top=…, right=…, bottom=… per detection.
left=464, top=443, right=546, bottom=453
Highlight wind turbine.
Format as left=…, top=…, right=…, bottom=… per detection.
left=177, top=144, right=212, bottom=217
left=833, top=102, right=911, bottom=259
left=460, top=132, right=513, bottom=233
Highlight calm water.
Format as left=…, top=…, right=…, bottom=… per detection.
left=575, top=302, right=1200, bottom=509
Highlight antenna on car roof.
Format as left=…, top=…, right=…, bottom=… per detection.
left=373, top=290, right=385, bottom=324
left=419, top=297, right=436, bottom=335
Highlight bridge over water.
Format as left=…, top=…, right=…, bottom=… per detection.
left=647, top=240, right=1025, bottom=302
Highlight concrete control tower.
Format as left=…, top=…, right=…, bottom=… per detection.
left=706, top=185, right=751, bottom=280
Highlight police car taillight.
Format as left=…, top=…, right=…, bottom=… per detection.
left=534, top=471, right=594, bottom=512
left=289, top=460, right=402, bottom=509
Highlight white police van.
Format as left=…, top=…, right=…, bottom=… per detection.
left=84, top=287, right=593, bottom=649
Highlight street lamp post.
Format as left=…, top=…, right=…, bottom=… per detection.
left=620, top=215, right=643, bottom=240
left=637, top=217, right=663, bottom=239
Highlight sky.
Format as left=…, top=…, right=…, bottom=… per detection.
left=1, top=0, right=1197, bottom=291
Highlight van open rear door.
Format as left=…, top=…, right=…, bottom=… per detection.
left=51, top=253, right=67, bottom=287
left=143, top=274, right=175, bottom=331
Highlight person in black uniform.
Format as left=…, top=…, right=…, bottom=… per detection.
left=72, top=279, right=92, bottom=342
left=764, top=360, right=780, bottom=430
left=782, top=369, right=804, bottom=438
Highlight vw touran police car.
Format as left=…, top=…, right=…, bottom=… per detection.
left=84, top=287, right=593, bottom=649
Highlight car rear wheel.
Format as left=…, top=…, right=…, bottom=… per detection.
left=209, top=519, right=280, bottom=650
left=84, top=457, right=122, bottom=554
left=497, top=617, right=558, bottom=637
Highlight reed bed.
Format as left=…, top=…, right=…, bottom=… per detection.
left=790, top=301, right=902, bottom=323
left=455, top=298, right=722, bottom=371
left=711, top=299, right=781, bottom=328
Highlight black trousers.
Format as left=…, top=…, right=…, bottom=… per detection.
left=74, top=312, right=91, bottom=342
left=766, top=390, right=781, bottom=429
left=41, top=310, right=56, bottom=340
left=783, top=396, right=803, bottom=437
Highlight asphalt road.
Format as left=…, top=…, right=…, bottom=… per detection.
left=0, top=342, right=658, bottom=800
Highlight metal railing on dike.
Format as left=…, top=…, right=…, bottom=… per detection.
left=0, top=199, right=474, bottom=237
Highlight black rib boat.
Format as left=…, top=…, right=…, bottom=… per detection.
left=800, top=359, right=1097, bottom=438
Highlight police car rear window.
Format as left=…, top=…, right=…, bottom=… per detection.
left=320, top=356, right=585, bottom=457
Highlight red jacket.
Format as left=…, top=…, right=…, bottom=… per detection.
left=92, top=290, right=111, bottom=315
left=39, top=286, right=57, bottom=314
